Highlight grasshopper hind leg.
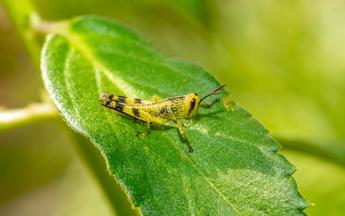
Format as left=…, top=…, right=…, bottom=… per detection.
left=136, top=121, right=151, bottom=137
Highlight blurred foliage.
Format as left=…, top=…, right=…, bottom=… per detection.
left=1, top=0, right=345, bottom=215
left=0, top=5, right=39, bottom=108
left=0, top=120, right=71, bottom=203
left=211, top=0, right=345, bottom=142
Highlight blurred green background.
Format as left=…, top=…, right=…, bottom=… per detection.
left=1, top=0, right=345, bottom=215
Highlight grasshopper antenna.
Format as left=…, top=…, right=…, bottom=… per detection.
left=199, top=84, right=226, bottom=104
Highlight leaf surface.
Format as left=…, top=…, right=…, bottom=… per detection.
left=42, top=16, right=308, bottom=215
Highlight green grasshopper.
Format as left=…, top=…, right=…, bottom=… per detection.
left=100, top=84, right=226, bottom=152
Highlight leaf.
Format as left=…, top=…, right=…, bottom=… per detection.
left=41, top=16, right=308, bottom=215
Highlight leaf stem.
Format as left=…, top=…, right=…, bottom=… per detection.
left=2, top=0, right=43, bottom=68
left=0, top=103, right=57, bottom=132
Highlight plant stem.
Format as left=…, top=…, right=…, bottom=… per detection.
left=3, top=0, right=43, bottom=68
left=0, top=103, right=57, bottom=132
left=278, top=136, right=345, bottom=167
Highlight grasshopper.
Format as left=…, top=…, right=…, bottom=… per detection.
left=100, top=84, right=226, bottom=152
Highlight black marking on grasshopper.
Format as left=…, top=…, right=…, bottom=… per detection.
left=132, top=107, right=140, bottom=117
left=134, top=98, right=142, bottom=104
left=188, top=98, right=196, bottom=115
left=171, top=104, right=178, bottom=114
left=115, top=103, right=125, bottom=112
left=104, top=102, right=141, bottom=121
left=116, top=96, right=126, bottom=103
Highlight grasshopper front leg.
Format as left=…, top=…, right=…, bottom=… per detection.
left=177, top=121, right=193, bottom=153
left=162, top=121, right=193, bottom=153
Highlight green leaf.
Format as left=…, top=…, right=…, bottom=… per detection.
left=41, top=16, right=308, bottom=215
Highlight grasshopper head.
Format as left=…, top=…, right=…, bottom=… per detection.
left=184, top=93, right=201, bottom=117
left=185, top=84, right=226, bottom=117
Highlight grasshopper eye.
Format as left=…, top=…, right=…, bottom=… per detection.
left=188, top=98, right=196, bottom=115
